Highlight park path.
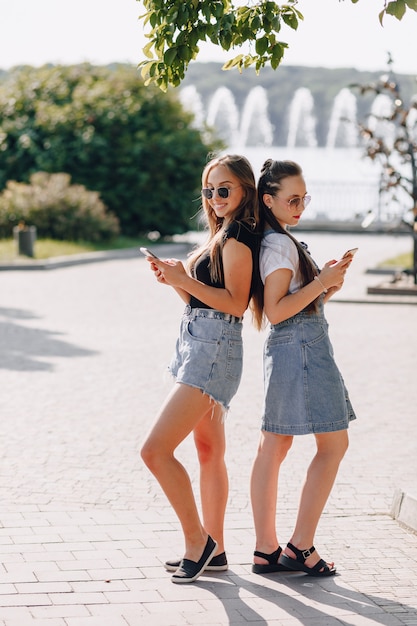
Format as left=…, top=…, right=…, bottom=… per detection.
left=0, top=231, right=416, bottom=625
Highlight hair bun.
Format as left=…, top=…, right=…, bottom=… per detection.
left=260, top=159, right=274, bottom=174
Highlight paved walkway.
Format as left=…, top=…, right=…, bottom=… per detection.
left=0, top=232, right=416, bottom=625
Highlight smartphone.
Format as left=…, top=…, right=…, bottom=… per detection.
left=342, top=247, right=358, bottom=258
left=140, top=246, right=159, bottom=260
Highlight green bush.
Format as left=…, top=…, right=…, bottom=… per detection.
left=0, top=64, right=219, bottom=237
left=0, top=172, right=120, bottom=241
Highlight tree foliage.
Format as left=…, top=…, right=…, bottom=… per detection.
left=140, top=0, right=302, bottom=90
left=376, top=0, right=417, bottom=22
left=0, top=64, right=218, bottom=237
left=351, top=66, right=417, bottom=218
left=350, top=61, right=417, bottom=280
left=139, top=0, right=417, bottom=90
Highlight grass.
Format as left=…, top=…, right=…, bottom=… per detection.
left=378, top=251, right=413, bottom=269
left=0, top=236, right=148, bottom=261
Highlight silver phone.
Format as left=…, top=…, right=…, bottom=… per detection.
left=140, top=246, right=159, bottom=260
left=342, top=247, right=358, bottom=258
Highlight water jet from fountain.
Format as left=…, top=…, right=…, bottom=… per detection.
left=206, top=87, right=240, bottom=146
left=287, top=88, right=317, bottom=148
left=326, top=88, right=359, bottom=149
left=239, top=86, right=274, bottom=147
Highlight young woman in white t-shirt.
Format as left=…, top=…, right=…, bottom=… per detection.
left=250, top=159, right=356, bottom=577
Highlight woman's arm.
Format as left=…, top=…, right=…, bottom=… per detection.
left=322, top=282, right=343, bottom=303
left=146, top=259, right=191, bottom=304
left=264, top=259, right=350, bottom=325
left=172, top=286, right=191, bottom=304
left=264, top=269, right=322, bottom=324
left=153, top=238, right=253, bottom=317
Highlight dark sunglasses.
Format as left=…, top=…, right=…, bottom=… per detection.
left=202, top=186, right=240, bottom=200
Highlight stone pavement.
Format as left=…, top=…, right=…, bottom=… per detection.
left=0, top=232, right=416, bottom=625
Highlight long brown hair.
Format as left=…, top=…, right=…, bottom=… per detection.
left=257, top=159, right=319, bottom=313
left=187, top=154, right=263, bottom=329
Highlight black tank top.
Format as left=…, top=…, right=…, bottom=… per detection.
left=189, top=220, right=260, bottom=310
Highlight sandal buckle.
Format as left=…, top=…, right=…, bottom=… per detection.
left=301, top=548, right=313, bottom=559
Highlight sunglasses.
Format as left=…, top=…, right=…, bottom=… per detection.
left=276, top=195, right=312, bottom=210
left=202, top=186, right=240, bottom=200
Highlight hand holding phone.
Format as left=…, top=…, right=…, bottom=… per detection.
left=140, top=246, right=160, bottom=260
left=342, top=247, right=358, bottom=259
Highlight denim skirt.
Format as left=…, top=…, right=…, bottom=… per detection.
left=262, top=306, right=356, bottom=435
left=169, top=306, right=244, bottom=412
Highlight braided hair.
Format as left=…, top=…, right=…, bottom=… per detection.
left=258, top=159, right=319, bottom=313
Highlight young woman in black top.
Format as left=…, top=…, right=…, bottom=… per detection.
left=141, top=154, right=262, bottom=583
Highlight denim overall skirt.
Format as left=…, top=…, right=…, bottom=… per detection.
left=262, top=302, right=356, bottom=435
left=169, top=305, right=244, bottom=413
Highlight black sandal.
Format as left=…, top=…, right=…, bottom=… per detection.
left=279, top=542, right=336, bottom=577
left=252, top=546, right=293, bottom=574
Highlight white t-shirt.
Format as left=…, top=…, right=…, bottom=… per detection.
left=260, top=231, right=303, bottom=293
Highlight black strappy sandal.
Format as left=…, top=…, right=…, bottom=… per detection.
left=279, top=542, right=336, bottom=577
left=252, top=546, right=293, bottom=574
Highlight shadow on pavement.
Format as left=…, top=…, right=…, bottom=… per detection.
left=0, top=306, right=98, bottom=371
left=196, top=571, right=416, bottom=624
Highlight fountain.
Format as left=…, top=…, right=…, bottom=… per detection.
left=178, top=83, right=411, bottom=160
left=368, top=93, right=396, bottom=148
left=326, top=88, right=359, bottom=149
left=206, top=87, right=240, bottom=147
left=286, top=88, right=317, bottom=148
left=177, top=83, right=387, bottom=223
left=239, top=86, right=274, bottom=147
left=178, top=85, right=205, bottom=130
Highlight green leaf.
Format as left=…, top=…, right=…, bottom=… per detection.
left=222, top=54, right=243, bottom=70
left=251, top=15, right=261, bottom=31
left=271, top=43, right=285, bottom=69
left=270, top=15, right=281, bottom=31
left=142, top=41, right=155, bottom=60
left=149, top=12, right=159, bottom=28
left=264, top=1, right=278, bottom=19
left=213, top=1, right=225, bottom=18
left=386, top=0, right=406, bottom=19
left=166, top=8, right=178, bottom=22
left=140, top=61, right=156, bottom=80
left=201, top=4, right=212, bottom=21
left=164, top=47, right=178, bottom=66
left=268, top=32, right=276, bottom=46
left=177, top=45, right=193, bottom=62
left=282, top=11, right=299, bottom=30
left=255, top=36, right=269, bottom=56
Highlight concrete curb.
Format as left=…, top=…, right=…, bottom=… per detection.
left=0, top=242, right=193, bottom=271
left=2, top=242, right=417, bottom=306
left=391, top=489, right=417, bottom=534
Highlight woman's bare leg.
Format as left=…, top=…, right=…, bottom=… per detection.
left=284, top=429, right=349, bottom=569
left=141, top=383, right=218, bottom=562
left=250, top=431, right=293, bottom=563
left=194, top=404, right=227, bottom=554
